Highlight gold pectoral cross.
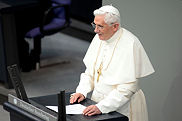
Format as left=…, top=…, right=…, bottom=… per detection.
left=97, top=62, right=103, bottom=82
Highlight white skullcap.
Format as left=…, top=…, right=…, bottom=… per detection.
left=98, top=5, right=120, bottom=17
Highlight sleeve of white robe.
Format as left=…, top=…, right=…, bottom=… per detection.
left=76, top=69, right=94, bottom=98
left=75, top=35, right=99, bottom=98
left=96, top=81, right=137, bottom=113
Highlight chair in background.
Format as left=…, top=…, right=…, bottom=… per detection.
left=25, top=0, right=71, bottom=70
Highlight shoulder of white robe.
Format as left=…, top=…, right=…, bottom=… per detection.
left=134, top=38, right=155, bottom=78
left=83, top=34, right=102, bottom=67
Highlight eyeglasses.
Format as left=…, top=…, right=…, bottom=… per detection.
left=91, top=22, right=104, bottom=30
left=91, top=22, right=115, bottom=30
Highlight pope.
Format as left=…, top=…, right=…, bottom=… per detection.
left=70, top=5, right=155, bottom=121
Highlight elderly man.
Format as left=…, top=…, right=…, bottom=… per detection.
left=70, top=5, right=154, bottom=121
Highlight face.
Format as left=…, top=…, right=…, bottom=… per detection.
left=93, top=14, right=119, bottom=40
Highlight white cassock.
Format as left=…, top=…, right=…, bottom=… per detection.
left=75, top=28, right=155, bottom=121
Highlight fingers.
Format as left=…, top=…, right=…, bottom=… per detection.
left=83, top=105, right=101, bottom=116
left=70, top=94, right=78, bottom=104
left=70, top=93, right=85, bottom=104
left=69, top=95, right=75, bottom=104
left=84, top=109, right=95, bottom=116
left=77, top=95, right=84, bottom=103
left=83, top=106, right=94, bottom=116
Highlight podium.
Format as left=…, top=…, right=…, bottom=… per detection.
left=4, top=93, right=128, bottom=121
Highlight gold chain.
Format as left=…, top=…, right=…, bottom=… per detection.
left=93, top=29, right=123, bottom=82
left=93, top=42, right=102, bottom=82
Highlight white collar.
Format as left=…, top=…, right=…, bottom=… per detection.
left=104, top=28, right=122, bottom=44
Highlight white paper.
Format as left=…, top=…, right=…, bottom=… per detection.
left=46, top=104, right=86, bottom=114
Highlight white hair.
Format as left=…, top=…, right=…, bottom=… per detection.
left=93, top=5, right=120, bottom=26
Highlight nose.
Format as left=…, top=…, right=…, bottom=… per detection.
left=94, top=26, right=99, bottom=33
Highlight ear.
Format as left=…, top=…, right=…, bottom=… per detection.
left=113, top=23, right=119, bottom=32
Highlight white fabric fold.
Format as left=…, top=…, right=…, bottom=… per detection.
left=75, top=27, right=154, bottom=121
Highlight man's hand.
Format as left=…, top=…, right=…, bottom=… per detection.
left=83, top=105, right=102, bottom=116
left=70, top=93, right=85, bottom=104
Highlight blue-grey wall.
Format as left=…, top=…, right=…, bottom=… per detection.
left=103, top=0, right=182, bottom=121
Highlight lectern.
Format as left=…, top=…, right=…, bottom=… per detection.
left=4, top=64, right=128, bottom=121
left=4, top=93, right=129, bottom=121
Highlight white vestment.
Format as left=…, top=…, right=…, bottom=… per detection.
left=76, top=28, right=155, bottom=121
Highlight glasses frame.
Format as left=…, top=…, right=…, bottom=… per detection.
left=91, top=22, right=104, bottom=30
left=91, top=22, right=115, bottom=30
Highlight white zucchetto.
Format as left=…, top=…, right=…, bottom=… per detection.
left=96, top=5, right=120, bottom=17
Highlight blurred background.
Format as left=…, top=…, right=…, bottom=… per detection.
left=0, top=0, right=182, bottom=121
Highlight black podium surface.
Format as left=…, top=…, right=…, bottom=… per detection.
left=4, top=92, right=128, bottom=121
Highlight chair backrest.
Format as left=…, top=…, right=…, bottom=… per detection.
left=25, top=0, right=71, bottom=38
left=51, top=0, right=71, bottom=21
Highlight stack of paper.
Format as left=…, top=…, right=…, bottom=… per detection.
left=46, top=104, right=86, bottom=114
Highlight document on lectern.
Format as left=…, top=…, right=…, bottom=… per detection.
left=46, top=104, right=86, bottom=114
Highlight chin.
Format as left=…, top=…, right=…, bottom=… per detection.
left=99, top=36, right=106, bottom=41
